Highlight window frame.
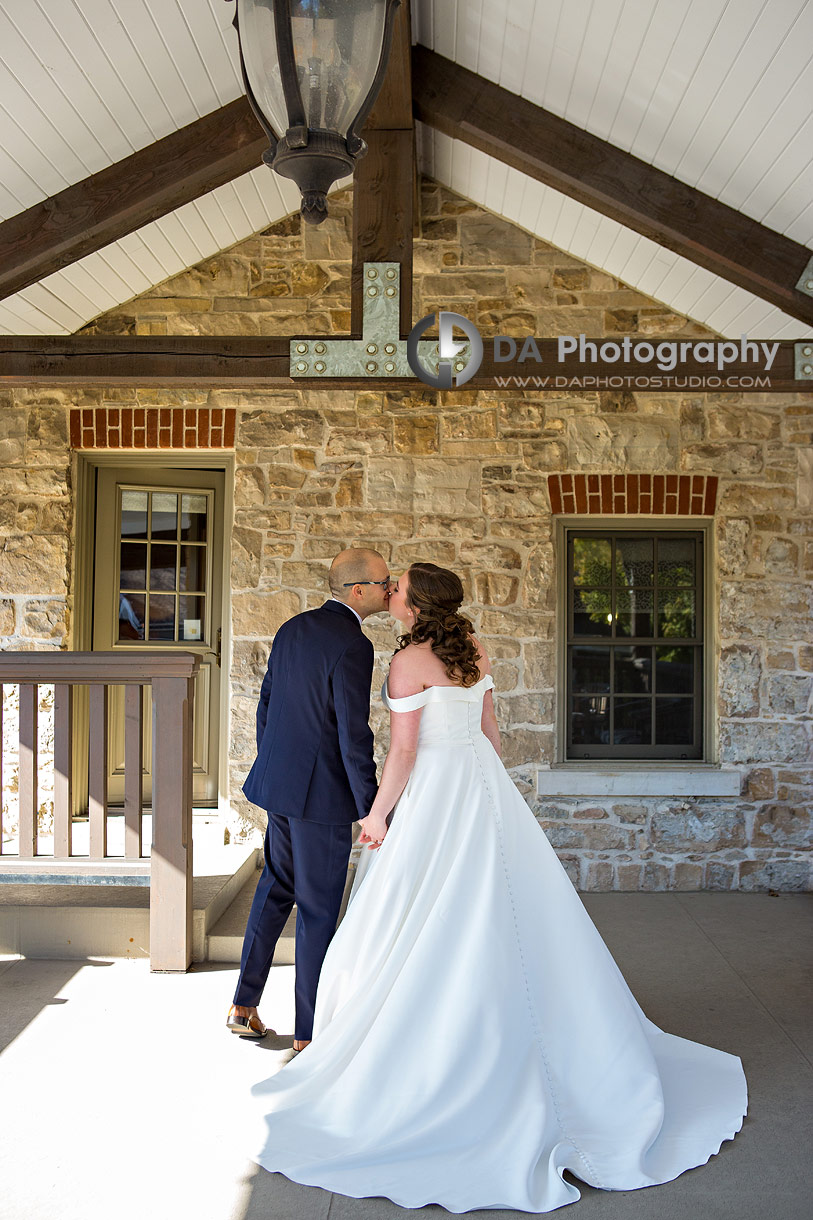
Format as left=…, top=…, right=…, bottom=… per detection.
left=554, top=517, right=716, bottom=766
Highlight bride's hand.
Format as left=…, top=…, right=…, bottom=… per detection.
left=358, top=813, right=388, bottom=850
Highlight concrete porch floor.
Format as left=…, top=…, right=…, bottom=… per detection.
left=0, top=892, right=810, bottom=1220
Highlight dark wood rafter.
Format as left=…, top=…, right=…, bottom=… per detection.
left=412, top=46, right=813, bottom=329
left=0, top=98, right=265, bottom=302
left=351, top=0, right=415, bottom=337
left=0, top=335, right=805, bottom=391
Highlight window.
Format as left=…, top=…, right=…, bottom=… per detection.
left=565, top=529, right=703, bottom=760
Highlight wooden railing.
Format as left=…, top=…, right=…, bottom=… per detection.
left=0, top=652, right=199, bottom=972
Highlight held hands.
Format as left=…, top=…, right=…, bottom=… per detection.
left=358, top=812, right=389, bottom=850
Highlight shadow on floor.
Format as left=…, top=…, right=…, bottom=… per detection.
left=0, top=957, right=114, bottom=1056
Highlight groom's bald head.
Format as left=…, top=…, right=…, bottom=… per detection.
left=328, top=548, right=388, bottom=598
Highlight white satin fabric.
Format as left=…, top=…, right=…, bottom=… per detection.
left=248, top=675, right=747, bottom=1213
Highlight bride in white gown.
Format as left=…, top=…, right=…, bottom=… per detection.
left=246, top=562, right=748, bottom=1214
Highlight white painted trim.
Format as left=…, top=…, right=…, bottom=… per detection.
left=536, top=765, right=742, bottom=798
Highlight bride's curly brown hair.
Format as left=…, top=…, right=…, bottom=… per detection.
left=396, top=562, right=481, bottom=687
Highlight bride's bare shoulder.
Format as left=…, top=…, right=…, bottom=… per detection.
left=387, top=645, right=429, bottom=698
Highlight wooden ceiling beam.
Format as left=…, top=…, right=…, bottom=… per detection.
left=0, top=98, right=266, bottom=303
left=412, top=46, right=813, bottom=329
left=351, top=1, right=415, bottom=336
left=0, top=334, right=806, bottom=392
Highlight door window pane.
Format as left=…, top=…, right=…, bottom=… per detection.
left=148, top=595, right=176, bottom=640
left=180, top=494, right=208, bottom=542
left=150, top=544, right=177, bottom=591
left=121, top=490, right=148, bottom=537
left=151, top=493, right=178, bottom=540
left=179, top=596, right=205, bottom=640
left=120, top=543, right=147, bottom=590
left=118, top=592, right=145, bottom=641
left=179, top=545, right=206, bottom=592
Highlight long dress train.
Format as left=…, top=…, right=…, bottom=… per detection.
left=245, top=675, right=747, bottom=1213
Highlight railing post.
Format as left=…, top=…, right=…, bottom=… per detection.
left=149, top=673, right=195, bottom=972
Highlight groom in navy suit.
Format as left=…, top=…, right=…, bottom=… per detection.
left=228, top=548, right=391, bottom=1049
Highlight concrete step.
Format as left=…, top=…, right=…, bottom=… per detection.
left=206, top=858, right=359, bottom=963
left=207, top=866, right=294, bottom=963
left=0, top=831, right=260, bottom=963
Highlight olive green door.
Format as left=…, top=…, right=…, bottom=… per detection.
left=93, top=467, right=224, bottom=806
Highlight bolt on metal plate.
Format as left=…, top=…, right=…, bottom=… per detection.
left=795, top=341, right=813, bottom=380
left=290, top=262, right=464, bottom=378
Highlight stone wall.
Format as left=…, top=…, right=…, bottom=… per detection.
left=1, top=181, right=810, bottom=889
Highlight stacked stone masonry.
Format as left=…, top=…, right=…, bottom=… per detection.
left=1, top=180, right=810, bottom=892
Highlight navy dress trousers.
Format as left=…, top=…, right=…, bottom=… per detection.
left=234, top=600, right=379, bottom=1040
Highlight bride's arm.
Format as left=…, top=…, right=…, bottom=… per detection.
left=471, top=637, right=501, bottom=759
left=357, top=651, right=422, bottom=847
left=481, top=690, right=501, bottom=758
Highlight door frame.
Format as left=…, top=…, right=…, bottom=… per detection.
left=72, top=450, right=235, bottom=813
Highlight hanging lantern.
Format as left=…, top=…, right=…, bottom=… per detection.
left=226, top=0, right=401, bottom=224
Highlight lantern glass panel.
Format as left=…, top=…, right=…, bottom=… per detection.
left=240, top=0, right=388, bottom=138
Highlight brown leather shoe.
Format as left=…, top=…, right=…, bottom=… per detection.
left=226, top=1005, right=270, bottom=1039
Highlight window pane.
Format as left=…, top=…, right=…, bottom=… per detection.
left=120, top=542, right=147, bottom=590
left=179, top=596, right=205, bottom=640
left=179, top=545, right=206, bottom=592
left=656, top=646, right=694, bottom=693
left=151, top=492, right=178, bottom=540
left=118, top=592, right=145, bottom=641
left=614, top=697, right=651, bottom=745
left=658, top=589, right=695, bottom=638
left=656, top=697, right=694, bottom=744
left=573, top=588, right=612, bottom=636
left=121, top=490, right=148, bottom=537
left=572, top=538, right=611, bottom=587
left=150, top=544, right=177, bottom=592
left=614, top=646, right=652, bottom=693
left=571, top=696, right=609, bottom=745
left=615, top=587, right=653, bottom=638
left=616, top=537, right=653, bottom=587
left=180, top=494, right=208, bottom=543
left=148, top=595, right=176, bottom=641
left=658, top=537, right=695, bottom=586
left=571, top=646, right=610, bottom=694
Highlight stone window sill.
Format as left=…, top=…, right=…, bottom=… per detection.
left=536, top=765, right=742, bottom=798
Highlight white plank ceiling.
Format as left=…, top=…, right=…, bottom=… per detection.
left=0, top=0, right=811, bottom=337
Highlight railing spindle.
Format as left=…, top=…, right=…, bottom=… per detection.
left=124, top=684, right=143, bottom=859
left=53, top=683, right=73, bottom=858
left=18, top=683, right=38, bottom=858
left=150, top=675, right=194, bottom=971
left=88, top=684, right=108, bottom=858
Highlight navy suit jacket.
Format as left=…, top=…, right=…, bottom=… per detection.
left=242, top=600, right=378, bottom=825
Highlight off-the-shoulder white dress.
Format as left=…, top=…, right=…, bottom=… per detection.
left=246, top=675, right=747, bottom=1213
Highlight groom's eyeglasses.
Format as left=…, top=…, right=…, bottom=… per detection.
left=342, top=577, right=392, bottom=588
